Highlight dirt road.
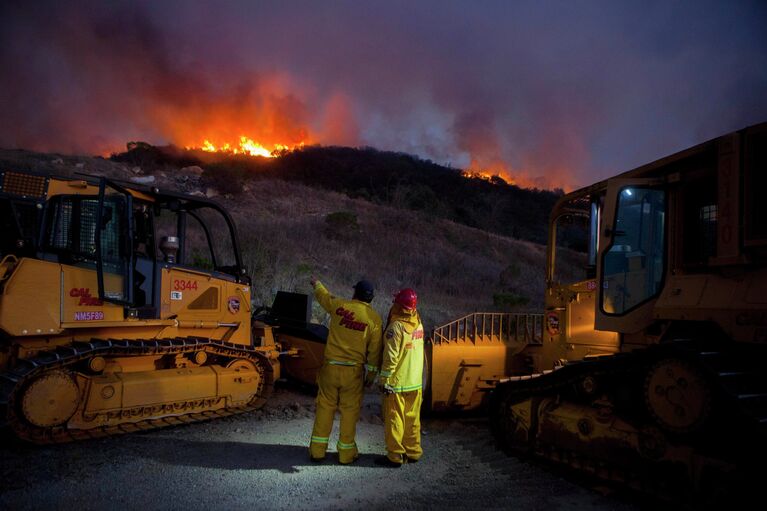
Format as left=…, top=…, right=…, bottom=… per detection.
left=1, top=384, right=644, bottom=510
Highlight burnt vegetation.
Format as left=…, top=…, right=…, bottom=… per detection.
left=111, top=144, right=562, bottom=244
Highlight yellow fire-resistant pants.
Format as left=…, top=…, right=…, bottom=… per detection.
left=383, top=389, right=423, bottom=463
left=309, top=363, right=364, bottom=463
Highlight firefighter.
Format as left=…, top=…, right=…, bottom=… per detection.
left=309, top=278, right=383, bottom=464
left=376, top=288, right=424, bottom=468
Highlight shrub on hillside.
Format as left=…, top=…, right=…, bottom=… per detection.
left=200, top=164, right=249, bottom=195
left=499, top=263, right=521, bottom=287
left=324, top=211, right=360, bottom=240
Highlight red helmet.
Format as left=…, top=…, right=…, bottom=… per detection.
left=393, top=288, right=417, bottom=310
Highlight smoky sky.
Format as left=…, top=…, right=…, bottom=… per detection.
left=1, top=0, right=766, bottom=188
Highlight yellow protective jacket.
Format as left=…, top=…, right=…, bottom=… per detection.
left=380, top=307, right=424, bottom=392
left=314, top=282, right=383, bottom=372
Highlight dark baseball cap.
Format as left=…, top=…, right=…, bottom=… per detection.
left=353, top=279, right=375, bottom=302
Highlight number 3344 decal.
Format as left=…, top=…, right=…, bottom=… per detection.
left=173, top=279, right=198, bottom=291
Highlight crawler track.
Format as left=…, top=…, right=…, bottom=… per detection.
left=0, top=337, right=274, bottom=444
left=490, top=340, right=767, bottom=499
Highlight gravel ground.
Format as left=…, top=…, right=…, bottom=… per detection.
left=0, top=384, right=648, bottom=511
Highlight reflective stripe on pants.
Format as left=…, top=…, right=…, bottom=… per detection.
left=383, top=389, right=422, bottom=463
left=309, top=363, right=363, bottom=463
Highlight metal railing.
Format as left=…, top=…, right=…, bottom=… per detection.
left=431, top=312, right=544, bottom=345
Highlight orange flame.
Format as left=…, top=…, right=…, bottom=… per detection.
left=186, top=136, right=304, bottom=158
left=462, top=160, right=518, bottom=186
left=461, top=169, right=510, bottom=184
left=463, top=158, right=573, bottom=191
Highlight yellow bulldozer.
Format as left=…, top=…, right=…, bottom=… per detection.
left=414, top=121, right=767, bottom=498
left=0, top=172, right=291, bottom=443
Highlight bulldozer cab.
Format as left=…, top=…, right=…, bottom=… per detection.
left=33, top=176, right=247, bottom=317
left=546, top=171, right=703, bottom=362
left=545, top=122, right=767, bottom=357
left=543, top=185, right=620, bottom=368
left=1, top=171, right=251, bottom=339
left=595, top=178, right=667, bottom=333
left=39, top=180, right=137, bottom=307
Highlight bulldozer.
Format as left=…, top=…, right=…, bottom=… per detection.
left=420, top=121, right=767, bottom=498
left=0, top=171, right=285, bottom=443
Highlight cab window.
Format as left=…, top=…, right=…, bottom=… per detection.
left=601, top=187, right=666, bottom=314
left=45, top=195, right=126, bottom=273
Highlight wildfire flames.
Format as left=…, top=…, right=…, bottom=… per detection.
left=186, top=136, right=304, bottom=158
left=461, top=169, right=513, bottom=185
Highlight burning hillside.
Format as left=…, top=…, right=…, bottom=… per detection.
left=109, top=143, right=561, bottom=245
left=186, top=137, right=305, bottom=158
left=0, top=2, right=583, bottom=192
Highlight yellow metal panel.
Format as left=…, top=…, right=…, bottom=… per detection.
left=215, top=365, right=261, bottom=405
left=429, top=343, right=511, bottom=410
left=83, top=364, right=260, bottom=413
left=119, top=367, right=217, bottom=407
left=60, top=319, right=175, bottom=329
left=698, top=276, right=739, bottom=309
left=83, top=373, right=123, bottom=412
left=277, top=334, right=326, bottom=385
left=655, top=275, right=707, bottom=309
left=62, top=264, right=124, bottom=323
left=46, top=178, right=155, bottom=202
left=544, top=280, right=619, bottom=368
left=159, top=267, right=252, bottom=345
left=222, top=280, right=251, bottom=344
left=0, top=258, right=62, bottom=336
left=104, top=355, right=163, bottom=373
left=45, top=178, right=99, bottom=197
left=161, top=268, right=220, bottom=319
left=565, top=288, right=619, bottom=350
left=253, top=322, right=276, bottom=347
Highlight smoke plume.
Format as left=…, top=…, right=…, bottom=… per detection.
left=1, top=0, right=766, bottom=189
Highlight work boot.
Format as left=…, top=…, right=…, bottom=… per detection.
left=374, top=455, right=402, bottom=468
left=339, top=454, right=359, bottom=465
left=406, top=456, right=420, bottom=464
left=310, top=455, right=325, bottom=463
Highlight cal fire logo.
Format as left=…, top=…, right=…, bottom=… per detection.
left=70, top=288, right=105, bottom=321
left=70, top=288, right=103, bottom=306
left=227, top=296, right=240, bottom=314
left=405, top=327, right=424, bottom=350
left=335, top=307, right=367, bottom=332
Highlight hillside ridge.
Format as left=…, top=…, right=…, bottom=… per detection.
left=110, top=143, right=562, bottom=245
left=0, top=147, right=579, bottom=327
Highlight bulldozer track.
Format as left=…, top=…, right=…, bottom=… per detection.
left=0, top=337, right=274, bottom=444
left=495, top=340, right=767, bottom=437
left=491, top=340, right=767, bottom=499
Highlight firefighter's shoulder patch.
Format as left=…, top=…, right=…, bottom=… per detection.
left=385, top=328, right=395, bottom=339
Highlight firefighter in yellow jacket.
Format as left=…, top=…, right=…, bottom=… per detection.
left=309, top=278, right=383, bottom=464
left=376, top=288, right=424, bottom=468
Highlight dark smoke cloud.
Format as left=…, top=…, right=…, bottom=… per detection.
left=1, top=0, right=766, bottom=188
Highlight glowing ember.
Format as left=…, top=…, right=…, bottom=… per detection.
left=186, top=136, right=303, bottom=157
